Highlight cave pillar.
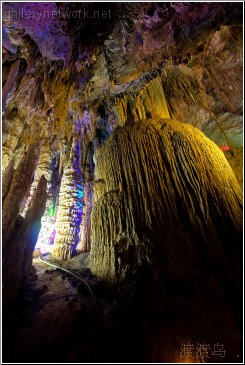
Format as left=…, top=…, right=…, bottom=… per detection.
left=51, top=140, right=84, bottom=260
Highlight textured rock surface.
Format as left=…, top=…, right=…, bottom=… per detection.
left=3, top=169, right=47, bottom=301
left=91, top=118, right=242, bottom=282
left=52, top=140, right=84, bottom=259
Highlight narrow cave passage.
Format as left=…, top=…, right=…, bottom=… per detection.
left=1, top=2, right=243, bottom=364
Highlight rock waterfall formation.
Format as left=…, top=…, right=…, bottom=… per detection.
left=91, top=118, right=242, bottom=283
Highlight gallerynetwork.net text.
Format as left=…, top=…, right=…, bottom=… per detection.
left=3, top=8, right=112, bottom=21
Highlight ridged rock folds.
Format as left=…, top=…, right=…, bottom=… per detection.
left=91, top=118, right=242, bottom=282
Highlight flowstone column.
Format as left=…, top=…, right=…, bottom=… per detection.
left=52, top=140, right=84, bottom=260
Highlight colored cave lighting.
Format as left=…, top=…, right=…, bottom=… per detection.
left=35, top=222, right=56, bottom=254
left=220, top=146, right=230, bottom=151
left=48, top=200, right=56, bottom=217
left=47, top=206, right=55, bottom=217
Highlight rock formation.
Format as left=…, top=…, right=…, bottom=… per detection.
left=52, top=140, right=84, bottom=259
left=91, top=118, right=242, bottom=282
left=2, top=143, right=48, bottom=300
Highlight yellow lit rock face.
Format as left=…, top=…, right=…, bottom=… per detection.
left=42, top=69, right=74, bottom=133
left=91, top=118, right=242, bottom=282
left=2, top=111, right=25, bottom=172
left=109, top=76, right=170, bottom=127
left=143, top=76, right=170, bottom=119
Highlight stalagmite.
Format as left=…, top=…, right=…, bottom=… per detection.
left=91, top=118, right=242, bottom=282
left=52, top=140, right=84, bottom=260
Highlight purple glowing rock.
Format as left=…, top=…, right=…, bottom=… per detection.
left=2, top=2, right=68, bottom=60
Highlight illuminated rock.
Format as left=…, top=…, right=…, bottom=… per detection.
left=52, top=140, right=84, bottom=260
left=91, top=118, right=242, bottom=282
left=2, top=143, right=40, bottom=244
left=20, top=143, right=51, bottom=217
left=2, top=146, right=48, bottom=301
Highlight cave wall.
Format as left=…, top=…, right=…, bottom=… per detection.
left=2, top=144, right=48, bottom=300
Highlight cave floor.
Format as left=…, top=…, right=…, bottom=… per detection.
left=2, top=252, right=243, bottom=363
left=2, top=253, right=114, bottom=363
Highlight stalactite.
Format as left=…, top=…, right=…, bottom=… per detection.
left=80, top=122, right=94, bottom=180
left=141, top=76, right=170, bottom=119
left=91, top=118, right=242, bottom=282
left=52, top=140, right=84, bottom=260
left=108, top=76, right=170, bottom=128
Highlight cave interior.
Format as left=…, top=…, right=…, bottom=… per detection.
left=1, top=1, right=244, bottom=363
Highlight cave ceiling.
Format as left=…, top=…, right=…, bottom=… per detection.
left=3, top=2, right=243, bottom=102
left=2, top=2, right=243, bottom=181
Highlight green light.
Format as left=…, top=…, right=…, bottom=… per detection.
left=48, top=195, right=57, bottom=217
